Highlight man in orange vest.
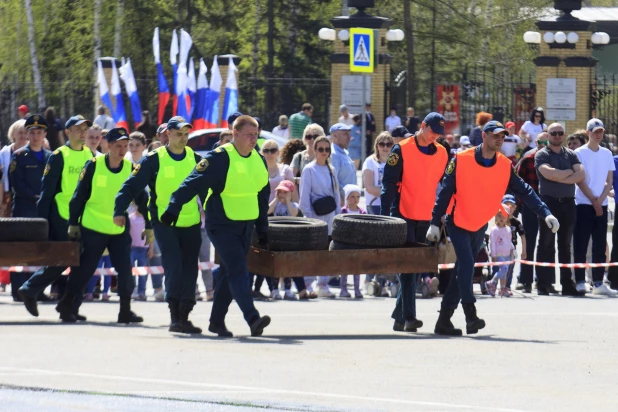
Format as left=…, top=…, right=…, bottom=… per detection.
left=381, top=112, right=449, bottom=333
left=427, top=121, right=559, bottom=336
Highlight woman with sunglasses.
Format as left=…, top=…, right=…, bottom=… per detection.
left=519, top=107, right=547, bottom=149
left=299, top=136, right=341, bottom=298
left=291, top=124, right=324, bottom=178
left=363, top=132, right=394, bottom=215
left=262, top=140, right=297, bottom=203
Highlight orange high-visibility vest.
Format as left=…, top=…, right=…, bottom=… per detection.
left=399, top=137, right=448, bottom=221
left=452, top=148, right=511, bottom=231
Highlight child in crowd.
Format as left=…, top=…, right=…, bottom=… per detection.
left=339, top=184, right=365, bottom=298
left=129, top=205, right=153, bottom=301
left=502, top=195, right=526, bottom=292
left=268, top=180, right=300, bottom=217
left=486, top=206, right=515, bottom=297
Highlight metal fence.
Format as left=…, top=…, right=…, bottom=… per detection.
left=591, top=74, right=618, bottom=138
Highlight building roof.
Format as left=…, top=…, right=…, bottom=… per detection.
left=542, top=7, right=618, bottom=22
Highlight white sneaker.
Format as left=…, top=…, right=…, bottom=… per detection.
left=592, top=283, right=618, bottom=296
left=283, top=290, right=297, bottom=300
left=317, top=286, right=335, bottom=298
left=428, top=277, right=439, bottom=296
left=153, top=288, right=165, bottom=302
left=575, top=282, right=587, bottom=294
left=389, top=283, right=400, bottom=298
left=270, top=289, right=282, bottom=300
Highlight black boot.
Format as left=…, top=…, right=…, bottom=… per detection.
left=18, top=289, right=39, bottom=317
left=208, top=322, right=233, bottom=337
left=168, top=301, right=182, bottom=332
left=249, top=315, right=271, bottom=337
left=178, top=304, right=202, bottom=334
left=462, top=303, right=485, bottom=334
left=434, top=308, right=463, bottom=336
left=55, top=294, right=77, bottom=323
left=118, top=298, right=144, bottom=324
left=404, top=318, right=423, bottom=332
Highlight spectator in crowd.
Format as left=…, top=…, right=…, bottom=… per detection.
left=574, top=119, right=617, bottom=295
left=436, top=136, right=453, bottom=162
left=365, top=103, right=376, bottom=156
left=99, top=129, right=110, bottom=154
left=469, top=112, right=492, bottom=146
left=197, top=205, right=214, bottom=302
left=44, top=107, right=65, bottom=150
left=262, top=139, right=296, bottom=203
left=609, top=150, right=618, bottom=291
left=271, top=115, right=290, bottom=139
left=289, top=103, right=313, bottom=139
left=136, top=110, right=157, bottom=142
left=567, top=130, right=586, bottom=150
left=515, top=134, right=546, bottom=293
left=212, top=130, right=233, bottom=152
left=299, top=136, right=341, bottom=298
left=535, top=123, right=584, bottom=296
left=385, top=107, right=402, bottom=133
left=86, top=125, right=103, bottom=155
left=391, top=125, right=410, bottom=145
left=17, top=105, right=30, bottom=120
left=155, top=123, right=169, bottom=145
left=339, top=184, right=365, bottom=299
left=291, top=124, right=323, bottom=177
left=1, top=119, right=27, bottom=216
left=363, top=131, right=393, bottom=214
left=130, top=206, right=152, bottom=301
left=127, top=131, right=146, bottom=165
left=405, top=107, right=421, bottom=133
left=329, top=123, right=356, bottom=202
left=348, top=114, right=362, bottom=169
left=459, top=135, right=471, bottom=150
left=338, top=105, right=355, bottom=126
left=519, top=107, right=547, bottom=149
left=502, top=121, right=521, bottom=164
left=279, top=139, right=305, bottom=166
left=148, top=140, right=162, bottom=152
left=485, top=207, right=515, bottom=297
left=501, top=195, right=526, bottom=293
left=93, top=105, right=115, bottom=130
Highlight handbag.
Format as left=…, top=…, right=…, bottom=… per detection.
left=437, top=225, right=457, bottom=265
left=312, top=168, right=337, bottom=216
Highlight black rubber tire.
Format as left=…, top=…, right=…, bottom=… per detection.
left=254, top=217, right=329, bottom=251
left=0, top=218, right=48, bottom=242
left=331, top=214, right=407, bottom=247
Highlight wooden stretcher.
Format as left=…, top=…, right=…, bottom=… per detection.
left=0, top=242, right=80, bottom=266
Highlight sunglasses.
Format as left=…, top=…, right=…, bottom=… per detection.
left=305, top=134, right=319, bottom=140
left=537, top=140, right=549, bottom=146
left=378, top=142, right=393, bottom=148
left=549, top=131, right=564, bottom=137
left=317, top=147, right=331, bottom=153
left=262, top=148, right=278, bottom=154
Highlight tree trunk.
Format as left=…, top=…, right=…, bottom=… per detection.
left=265, top=0, right=275, bottom=112
left=114, top=0, right=125, bottom=57
left=24, top=0, right=46, bottom=110
left=287, top=0, right=300, bottom=62
left=93, top=0, right=102, bottom=118
left=430, top=0, right=436, bottom=110
left=252, top=0, right=261, bottom=79
left=403, top=0, right=415, bottom=108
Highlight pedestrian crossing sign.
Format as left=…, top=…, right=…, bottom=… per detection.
left=350, top=28, right=374, bottom=73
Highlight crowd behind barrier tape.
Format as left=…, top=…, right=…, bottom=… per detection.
left=437, top=260, right=618, bottom=270
left=1, top=262, right=217, bottom=276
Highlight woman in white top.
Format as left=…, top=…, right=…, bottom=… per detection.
left=0, top=120, right=27, bottom=216
left=362, top=132, right=394, bottom=215
left=261, top=139, right=297, bottom=203
left=519, top=108, right=547, bottom=148
left=291, top=123, right=324, bottom=178
left=299, top=136, right=341, bottom=298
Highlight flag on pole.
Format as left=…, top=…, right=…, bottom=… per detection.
left=221, top=56, right=239, bottom=129
left=170, top=29, right=179, bottom=116
left=187, top=57, right=197, bottom=120
left=153, top=27, right=170, bottom=125
left=119, top=59, right=143, bottom=129
left=175, top=29, right=193, bottom=120
left=205, top=56, right=222, bottom=128
left=110, top=60, right=129, bottom=131
left=96, top=59, right=115, bottom=119
left=193, top=58, right=209, bottom=130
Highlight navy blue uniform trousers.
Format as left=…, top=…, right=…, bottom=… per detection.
left=208, top=221, right=260, bottom=326
left=153, top=222, right=201, bottom=307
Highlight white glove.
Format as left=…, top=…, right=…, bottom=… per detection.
left=426, top=224, right=441, bottom=243
left=545, top=214, right=560, bottom=234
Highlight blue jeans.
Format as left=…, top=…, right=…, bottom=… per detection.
left=441, top=219, right=487, bottom=309
left=573, top=204, right=608, bottom=284
left=132, top=247, right=149, bottom=294
left=86, top=255, right=113, bottom=294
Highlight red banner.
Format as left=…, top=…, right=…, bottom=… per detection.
left=436, top=84, right=460, bottom=134
left=513, top=87, right=536, bottom=132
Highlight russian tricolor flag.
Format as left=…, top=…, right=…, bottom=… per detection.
left=170, top=30, right=179, bottom=116
left=192, top=58, right=209, bottom=131
left=187, top=57, right=197, bottom=120
left=205, top=56, right=222, bottom=128
left=221, top=56, right=238, bottom=129
left=175, top=29, right=192, bottom=121
left=110, top=60, right=129, bottom=132
left=119, top=59, right=143, bottom=129
left=96, top=59, right=115, bottom=119
left=153, top=28, right=170, bottom=125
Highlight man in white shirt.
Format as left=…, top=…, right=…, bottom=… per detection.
left=271, top=115, right=290, bottom=139
left=93, top=105, right=115, bottom=130
left=338, top=105, right=355, bottom=126
left=385, top=108, right=402, bottom=132
left=574, top=118, right=617, bottom=295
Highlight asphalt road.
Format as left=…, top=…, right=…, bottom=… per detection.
left=1, top=285, right=617, bottom=412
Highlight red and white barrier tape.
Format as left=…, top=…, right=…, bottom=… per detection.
left=437, top=259, right=618, bottom=270
left=0, top=262, right=217, bottom=276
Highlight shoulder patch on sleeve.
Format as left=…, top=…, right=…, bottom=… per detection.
left=214, top=147, right=223, bottom=153
left=148, top=150, right=157, bottom=157
left=53, top=149, right=60, bottom=155
left=79, top=167, right=86, bottom=181
left=446, top=159, right=455, bottom=175
left=43, top=164, right=50, bottom=176
left=132, top=163, right=141, bottom=176
left=512, top=165, right=519, bottom=178
left=196, top=158, right=209, bottom=172
left=387, top=153, right=399, bottom=166
left=9, top=160, right=16, bottom=173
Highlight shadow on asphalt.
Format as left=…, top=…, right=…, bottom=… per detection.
left=0, top=320, right=161, bottom=329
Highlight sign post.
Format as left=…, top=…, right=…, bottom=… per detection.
left=350, top=28, right=374, bottom=163
left=546, top=78, right=577, bottom=121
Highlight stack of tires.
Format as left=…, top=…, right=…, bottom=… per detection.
left=330, top=215, right=407, bottom=297
left=254, top=217, right=329, bottom=251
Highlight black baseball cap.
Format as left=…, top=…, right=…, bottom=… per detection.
left=25, top=114, right=48, bottom=130
left=166, top=116, right=192, bottom=131
left=65, top=115, right=93, bottom=129
left=227, top=112, right=243, bottom=126
left=423, top=112, right=445, bottom=135
left=105, top=127, right=130, bottom=143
